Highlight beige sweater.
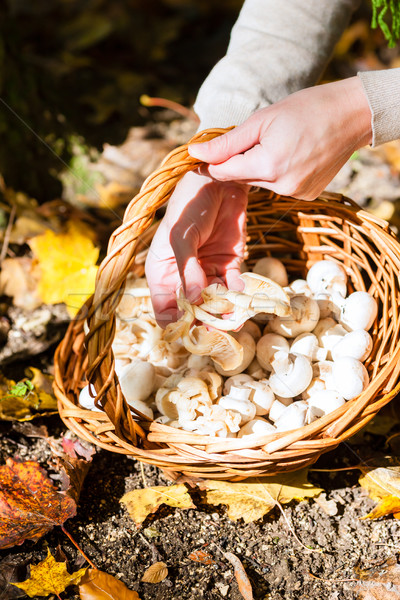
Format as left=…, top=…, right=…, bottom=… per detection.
left=194, top=0, right=400, bottom=147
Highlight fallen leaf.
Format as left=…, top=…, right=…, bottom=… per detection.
left=0, top=556, right=27, bottom=599
left=29, top=221, right=99, bottom=316
left=355, top=556, right=400, bottom=599
left=359, top=457, right=400, bottom=519
left=79, top=568, right=141, bottom=599
left=223, top=552, right=253, bottom=600
left=0, top=459, right=76, bottom=549
left=0, top=369, right=57, bottom=421
left=12, top=422, right=49, bottom=438
left=12, top=549, right=86, bottom=598
left=120, top=484, right=195, bottom=526
left=141, top=562, right=168, bottom=583
left=0, top=257, right=41, bottom=311
left=201, top=470, right=322, bottom=523
left=188, top=550, right=216, bottom=565
left=61, top=436, right=96, bottom=462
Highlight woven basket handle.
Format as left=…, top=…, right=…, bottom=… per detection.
left=84, top=127, right=229, bottom=436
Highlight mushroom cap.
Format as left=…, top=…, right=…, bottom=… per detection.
left=269, top=295, right=320, bottom=338
left=269, top=398, right=294, bottom=422
left=274, top=401, right=307, bottom=432
left=214, top=330, right=256, bottom=376
left=301, top=377, right=326, bottom=400
left=316, top=323, right=347, bottom=358
left=331, top=329, right=373, bottom=362
left=239, top=320, right=262, bottom=341
left=287, top=279, right=312, bottom=297
left=269, top=353, right=313, bottom=397
left=78, top=384, right=102, bottom=412
left=238, top=418, right=276, bottom=438
left=245, top=357, right=267, bottom=380
left=306, top=260, right=347, bottom=296
left=290, top=332, right=327, bottom=362
left=118, top=360, right=155, bottom=404
left=223, top=374, right=254, bottom=395
left=307, top=390, right=346, bottom=417
left=256, top=333, right=290, bottom=371
left=332, top=357, right=370, bottom=400
left=340, top=291, right=378, bottom=332
left=252, top=257, right=289, bottom=287
left=246, top=380, right=275, bottom=415
left=218, top=395, right=257, bottom=425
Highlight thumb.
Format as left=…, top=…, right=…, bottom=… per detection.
left=188, top=121, right=260, bottom=164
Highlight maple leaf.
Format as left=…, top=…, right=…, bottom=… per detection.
left=120, top=484, right=195, bottom=526
left=0, top=368, right=57, bottom=422
left=0, top=459, right=76, bottom=549
left=29, top=221, right=99, bottom=317
left=12, top=549, right=87, bottom=598
left=79, top=568, right=141, bottom=599
left=201, top=470, right=322, bottom=523
left=359, top=456, right=400, bottom=519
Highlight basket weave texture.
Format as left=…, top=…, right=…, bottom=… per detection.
left=55, top=128, right=400, bottom=481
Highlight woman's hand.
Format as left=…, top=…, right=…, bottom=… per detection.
left=189, top=77, right=372, bottom=200
left=145, top=171, right=249, bottom=327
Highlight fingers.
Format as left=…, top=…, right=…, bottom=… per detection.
left=188, top=118, right=261, bottom=164
left=206, top=144, right=276, bottom=184
left=169, top=224, right=209, bottom=302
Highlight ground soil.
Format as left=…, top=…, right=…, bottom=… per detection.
left=1, top=408, right=400, bottom=600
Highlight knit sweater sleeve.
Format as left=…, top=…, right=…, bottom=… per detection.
left=194, top=0, right=360, bottom=130
left=358, top=68, right=400, bottom=146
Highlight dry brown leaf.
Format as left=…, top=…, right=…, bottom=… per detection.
left=0, top=369, right=57, bottom=422
left=0, top=257, right=41, bottom=311
left=141, top=562, right=168, bottom=584
left=202, top=470, right=322, bottom=523
left=359, top=457, right=400, bottom=519
left=223, top=552, right=253, bottom=600
left=79, top=568, right=141, bottom=599
left=188, top=550, right=216, bottom=565
left=355, top=556, right=400, bottom=599
left=120, top=484, right=195, bottom=526
left=11, top=549, right=87, bottom=597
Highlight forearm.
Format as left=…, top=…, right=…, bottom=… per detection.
left=358, top=68, right=400, bottom=146
left=194, top=0, right=360, bottom=129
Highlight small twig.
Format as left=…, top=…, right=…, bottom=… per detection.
left=309, top=465, right=361, bottom=472
left=61, top=525, right=96, bottom=569
left=0, top=204, right=16, bottom=264
left=140, top=462, right=147, bottom=488
left=140, top=94, right=199, bottom=122
left=308, top=572, right=359, bottom=584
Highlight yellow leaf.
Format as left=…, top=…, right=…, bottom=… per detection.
left=11, top=549, right=87, bottom=597
left=359, top=457, right=400, bottom=519
left=29, top=221, right=99, bottom=316
left=141, top=562, right=168, bottom=583
left=120, top=484, right=195, bottom=526
left=202, top=470, right=323, bottom=523
left=0, top=369, right=57, bottom=421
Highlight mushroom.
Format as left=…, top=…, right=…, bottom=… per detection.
left=223, top=374, right=254, bottom=395
left=186, top=355, right=212, bottom=370
left=246, top=357, right=266, bottom=380
left=307, top=390, right=346, bottom=419
left=218, top=385, right=257, bottom=425
left=268, top=353, right=313, bottom=398
left=239, top=320, right=262, bottom=341
left=301, top=377, right=326, bottom=401
left=238, top=418, right=276, bottom=438
left=269, top=295, right=320, bottom=338
left=331, top=357, right=369, bottom=400
left=245, top=380, right=275, bottom=415
left=290, top=332, right=327, bottom=361
left=306, top=260, right=347, bottom=297
left=340, top=291, right=378, bottom=332
left=256, top=333, right=290, bottom=371
left=314, top=291, right=344, bottom=320
left=312, top=361, right=335, bottom=390
left=252, top=257, right=289, bottom=287
left=117, top=360, right=155, bottom=417
left=315, top=322, right=348, bottom=359
left=214, top=330, right=256, bottom=376
left=331, top=329, right=373, bottom=362
left=269, top=397, right=293, bottom=422
left=78, top=384, right=102, bottom=412
left=286, top=279, right=312, bottom=297
left=274, top=401, right=308, bottom=432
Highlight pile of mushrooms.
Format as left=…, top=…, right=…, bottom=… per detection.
left=79, top=258, right=377, bottom=440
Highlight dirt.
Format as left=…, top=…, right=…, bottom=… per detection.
left=1, top=410, right=400, bottom=600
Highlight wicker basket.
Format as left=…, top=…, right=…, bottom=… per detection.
left=54, top=128, right=400, bottom=481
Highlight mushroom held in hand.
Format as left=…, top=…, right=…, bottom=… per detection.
left=252, top=257, right=288, bottom=287
left=269, top=353, right=313, bottom=398
left=269, top=295, right=320, bottom=338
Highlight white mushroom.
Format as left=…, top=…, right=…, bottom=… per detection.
left=186, top=355, right=212, bottom=370
left=274, top=401, right=308, bottom=431
left=269, top=295, right=320, bottom=338
left=223, top=374, right=254, bottom=395
left=307, top=390, right=346, bottom=418
left=214, top=330, right=256, bottom=376
left=331, top=329, right=373, bottom=362
left=269, top=398, right=294, bottom=422
left=218, top=385, right=257, bottom=425
left=315, top=322, right=348, bottom=359
left=252, top=257, right=289, bottom=287
left=312, top=361, right=336, bottom=390
left=246, top=357, right=266, bottom=380
left=290, top=332, right=327, bottom=362
left=256, top=333, right=290, bottom=371
left=78, top=384, right=102, bottom=412
left=239, top=320, right=262, bottom=341
left=238, top=418, right=276, bottom=438
left=306, top=260, right=347, bottom=296
left=245, top=380, right=275, bottom=415
left=313, top=317, right=337, bottom=339
left=301, top=377, right=326, bottom=400
left=314, top=291, right=344, bottom=320
left=268, top=353, right=313, bottom=398
left=340, top=291, right=378, bottom=332
left=331, top=357, right=370, bottom=400
left=117, top=360, right=155, bottom=417
left=285, top=279, right=312, bottom=297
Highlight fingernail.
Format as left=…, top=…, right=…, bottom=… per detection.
left=186, top=285, right=202, bottom=303
left=188, top=143, right=204, bottom=158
